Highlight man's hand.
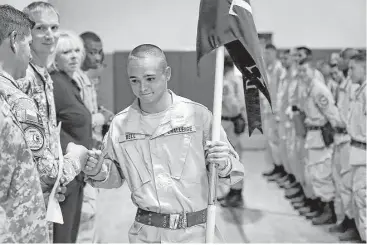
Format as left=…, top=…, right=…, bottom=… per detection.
left=204, top=141, right=230, bottom=170
left=83, top=150, right=103, bottom=176
left=66, top=142, right=88, bottom=169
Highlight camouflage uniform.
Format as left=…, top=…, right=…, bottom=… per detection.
left=0, top=94, right=49, bottom=243
left=16, top=64, right=82, bottom=241
left=73, top=70, right=100, bottom=243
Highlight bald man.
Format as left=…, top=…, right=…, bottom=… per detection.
left=82, top=44, right=245, bottom=243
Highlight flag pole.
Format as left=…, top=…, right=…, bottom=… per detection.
left=206, top=45, right=225, bottom=243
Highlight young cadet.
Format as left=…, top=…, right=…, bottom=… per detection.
left=83, top=44, right=245, bottom=243
left=341, top=53, right=366, bottom=242
left=218, top=55, right=246, bottom=208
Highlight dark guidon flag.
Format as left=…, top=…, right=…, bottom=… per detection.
left=196, top=0, right=272, bottom=136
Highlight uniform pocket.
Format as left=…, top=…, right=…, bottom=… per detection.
left=119, top=137, right=151, bottom=192
left=158, top=131, right=195, bottom=180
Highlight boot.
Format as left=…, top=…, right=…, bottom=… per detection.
left=285, top=186, right=304, bottom=199
left=262, top=165, right=279, bottom=177
left=292, top=200, right=307, bottom=209
left=285, top=184, right=302, bottom=196
left=276, top=174, right=289, bottom=186
left=338, top=221, right=362, bottom=242
left=305, top=198, right=322, bottom=219
left=266, top=165, right=287, bottom=181
left=329, top=216, right=351, bottom=233
left=290, top=194, right=306, bottom=204
left=312, top=201, right=337, bottom=225
left=278, top=174, right=295, bottom=188
left=220, top=189, right=244, bottom=208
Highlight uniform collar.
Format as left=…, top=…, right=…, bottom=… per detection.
left=30, top=62, right=51, bottom=84
left=355, top=80, right=366, bottom=99
left=339, top=77, right=350, bottom=91
left=125, top=90, right=190, bottom=136
left=0, top=70, right=20, bottom=89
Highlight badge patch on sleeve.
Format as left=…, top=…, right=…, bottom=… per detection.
left=317, top=95, right=329, bottom=108
left=24, top=126, right=44, bottom=151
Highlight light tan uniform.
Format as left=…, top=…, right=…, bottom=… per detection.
left=276, top=67, right=290, bottom=173
left=286, top=69, right=313, bottom=196
left=332, top=78, right=354, bottom=222
left=260, top=60, right=285, bottom=168
left=346, top=81, right=366, bottom=241
left=303, top=78, right=344, bottom=202
left=86, top=91, right=245, bottom=243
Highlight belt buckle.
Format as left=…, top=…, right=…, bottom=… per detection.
left=169, top=213, right=180, bottom=229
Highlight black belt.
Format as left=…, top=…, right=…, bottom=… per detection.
left=351, top=139, right=366, bottom=150
left=222, top=114, right=241, bottom=122
left=135, top=208, right=207, bottom=229
left=335, top=127, right=348, bottom=134
left=306, top=125, right=322, bottom=131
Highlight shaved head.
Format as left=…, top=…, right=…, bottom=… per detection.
left=128, top=44, right=168, bottom=70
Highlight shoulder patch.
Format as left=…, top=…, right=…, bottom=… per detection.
left=24, top=126, right=44, bottom=151
left=316, top=94, right=329, bottom=108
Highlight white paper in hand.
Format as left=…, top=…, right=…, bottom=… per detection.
left=46, top=122, right=64, bottom=224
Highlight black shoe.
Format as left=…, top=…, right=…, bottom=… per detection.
left=329, top=217, right=351, bottom=233
left=312, top=201, right=337, bottom=225
left=220, top=189, right=244, bottom=208
left=262, top=165, right=279, bottom=177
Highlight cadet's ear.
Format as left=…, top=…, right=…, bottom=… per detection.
left=165, top=66, right=171, bottom=82
left=9, top=31, right=17, bottom=54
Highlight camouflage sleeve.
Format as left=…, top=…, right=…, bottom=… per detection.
left=9, top=97, right=59, bottom=190
left=0, top=205, right=15, bottom=243
left=15, top=69, right=33, bottom=95
left=0, top=101, right=16, bottom=243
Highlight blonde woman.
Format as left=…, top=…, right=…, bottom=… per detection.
left=49, top=30, right=92, bottom=243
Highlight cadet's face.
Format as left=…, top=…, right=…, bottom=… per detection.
left=84, top=40, right=103, bottom=69
left=330, top=66, right=343, bottom=83
left=298, top=63, right=313, bottom=83
left=127, top=57, right=170, bottom=104
left=14, top=32, right=33, bottom=79
left=55, top=45, right=82, bottom=74
left=349, top=60, right=366, bottom=84
left=264, top=49, right=276, bottom=65
left=320, top=64, right=330, bottom=77
left=30, top=10, right=60, bottom=55
left=280, top=53, right=292, bottom=68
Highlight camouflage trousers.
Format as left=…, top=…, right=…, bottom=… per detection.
left=76, top=183, right=99, bottom=243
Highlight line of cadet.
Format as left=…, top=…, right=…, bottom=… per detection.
left=259, top=44, right=366, bottom=243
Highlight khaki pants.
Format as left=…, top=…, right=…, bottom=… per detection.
left=305, top=148, right=335, bottom=202
left=332, top=142, right=351, bottom=223
left=278, top=120, right=291, bottom=173
left=263, top=115, right=281, bottom=167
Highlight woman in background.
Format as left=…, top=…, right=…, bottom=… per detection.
left=50, top=30, right=92, bottom=243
